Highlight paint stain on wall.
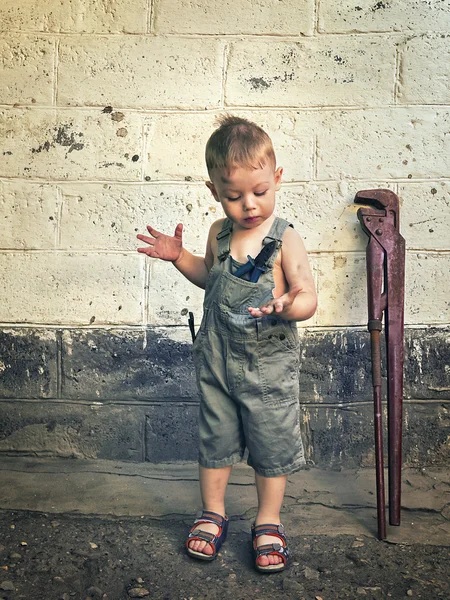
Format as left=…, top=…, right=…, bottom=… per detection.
left=31, top=124, right=85, bottom=156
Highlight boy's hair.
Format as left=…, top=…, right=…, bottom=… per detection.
left=205, top=114, right=276, bottom=174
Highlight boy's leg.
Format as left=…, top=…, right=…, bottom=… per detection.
left=254, top=473, right=288, bottom=567
left=188, top=465, right=232, bottom=555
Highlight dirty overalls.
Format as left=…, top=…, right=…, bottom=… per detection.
left=193, top=217, right=305, bottom=478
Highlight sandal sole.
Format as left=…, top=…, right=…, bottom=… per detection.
left=186, top=548, right=217, bottom=561
left=255, top=563, right=286, bottom=573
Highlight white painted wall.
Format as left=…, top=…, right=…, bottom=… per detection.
left=0, top=0, right=449, bottom=329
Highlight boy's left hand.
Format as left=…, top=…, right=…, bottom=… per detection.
left=247, top=286, right=303, bottom=318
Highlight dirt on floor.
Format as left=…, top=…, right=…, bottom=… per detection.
left=0, top=510, right=449, bottom=600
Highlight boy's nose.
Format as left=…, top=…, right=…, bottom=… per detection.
left=243, top=195, right=257, bottom=210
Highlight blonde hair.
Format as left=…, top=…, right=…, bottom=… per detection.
left=205, top=114, right=276, bottom=174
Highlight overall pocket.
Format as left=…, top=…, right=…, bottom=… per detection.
left=256, top=318, right=300, bottom=405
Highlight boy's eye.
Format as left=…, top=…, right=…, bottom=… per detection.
left=227, top=196, right=240, bottom=201
left=255, top=191, right=267, bottom=197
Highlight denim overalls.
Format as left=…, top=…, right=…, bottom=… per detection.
left=193, top=216, right=305, bottom=477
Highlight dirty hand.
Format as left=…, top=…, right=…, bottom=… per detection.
left=247, top=286, right=303, bottom=318
left=137, top=224, right=183, bottom=262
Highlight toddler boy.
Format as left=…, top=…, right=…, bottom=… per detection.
left=137, top=115, right=317, bottom=572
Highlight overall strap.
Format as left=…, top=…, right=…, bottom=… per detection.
left=262, top=217, right=293, bottom=269
left=216, top=218, right=233, bottom=261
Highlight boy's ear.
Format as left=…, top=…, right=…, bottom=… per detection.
left=206, top=181, right=220, bottom=202
left=274, top=167, right=283, bottom=191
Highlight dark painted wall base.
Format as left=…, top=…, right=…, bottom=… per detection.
left=0, top=327, right=448, bottom=467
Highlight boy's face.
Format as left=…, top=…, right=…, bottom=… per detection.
left=206, top=162, right=283, bottom=231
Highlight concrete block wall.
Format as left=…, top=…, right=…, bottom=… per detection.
left=0, top=0, right=449, bottom=467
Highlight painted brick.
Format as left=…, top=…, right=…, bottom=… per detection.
left=0, top=36, right=54, bottom=105
left=144, top=113, right=215, bottom=182
left=317, top=108, right=450, bottom=180
left=298, top=328, right=373, bottom=404
left=405, top=253, right=450, bottom=325
left=314, top=251, right=450, bottom=327
left=402, top=402, right=450, bottom=467
left=0, top=326, right=447, bottom=464
left=313, top=253, right=368, bottom=327
left=398, top=35, right=450, bottom=105
left=145, top=111, right=314, bottom=182
left=0, top=181, right=58, bottom=249
left=226, top=37, right=395, bottom=107
left=62, top=328, right=198, bottom=400
left=405, top=328, right=450, bottom=400
left=304, top=402, right=450, bottom=468
left=58, top=37, right=224, bottom=110
left=0, top=401, right=145, bottom=461
left=399, top=182, right=450, bottom=251
left=0, top=0, right=147, bottom=33
left=140, top=185, right=218, bottom=255
left=0, top=108, right=143, bottom=181
left=148, top=259, right=205, bottom=326
left=1, top=398, right=447, bottom=466
left=145, top=404, right=199, bottom=462
left=318, top=0, right=450, bottom=33
left=0, top=329, right=57, bottom=399
left=278, top=181, right=394, bottom=253
left=153, top=0, right=314, bottom=35
left=297, top=327, right=450, bottom=404
left=0, top=253, right=143, bottom=325
left=59, top=183, right=216, bottom=253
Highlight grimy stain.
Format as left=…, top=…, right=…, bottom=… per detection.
left=31, top=124, right=85, bottom=155
left=248, top=77, right=271, bottom=90
left=334, top=256, right=348, bottom=269
left=111, top=112, right=125, bottom=122
left=371, top=1, right=390, bottom=11
left=274, top=72, right=295, bottom=83
left=282, top=49, right=296, bottom=66
left=55, top=125, right=84, bottom=153
left=99, top=162, right=125, bottom=169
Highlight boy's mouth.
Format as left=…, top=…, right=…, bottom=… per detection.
left=244, top=216, right=259, bottom=223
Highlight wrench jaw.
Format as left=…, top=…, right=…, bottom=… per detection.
left=354, top=188, right=399, bottom=212
left=355, top=189, right=400, bottom=239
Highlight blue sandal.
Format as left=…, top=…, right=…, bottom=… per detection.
left=185, top=510, right=229, bottom=561
left=252, top=523, right=290, bottom=573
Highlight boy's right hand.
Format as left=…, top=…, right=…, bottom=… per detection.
left=137, top=223, right=183, bottom=263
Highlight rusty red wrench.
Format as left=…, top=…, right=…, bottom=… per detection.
left=355, top=189, right=406, bottom=539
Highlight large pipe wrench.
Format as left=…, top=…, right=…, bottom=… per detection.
left=354, top=189, right=406, bottom=540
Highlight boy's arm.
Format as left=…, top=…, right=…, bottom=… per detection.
left=248, top=227, right=317, bottom=321
left=173, top=224, right=216, bottom=289
left=137, top=223, right=211, bottom=289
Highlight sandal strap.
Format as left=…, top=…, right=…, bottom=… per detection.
left=188, top=529, right=216, bottom=543
left=254, top=542, right=289, bottom=563
left=193, top=510, right=227, bottom=528
left=252, top=523, right=286, bottom=541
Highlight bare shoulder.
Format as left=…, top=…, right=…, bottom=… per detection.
left=207, top=218, right=227, bottom=246
left=205, top=218, right=227, bottom=267
left=278, top=224, right=315, bottom=289
left=209, top=218, right=227, bottom=236
left=280, top=225, right=308, bottom=258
